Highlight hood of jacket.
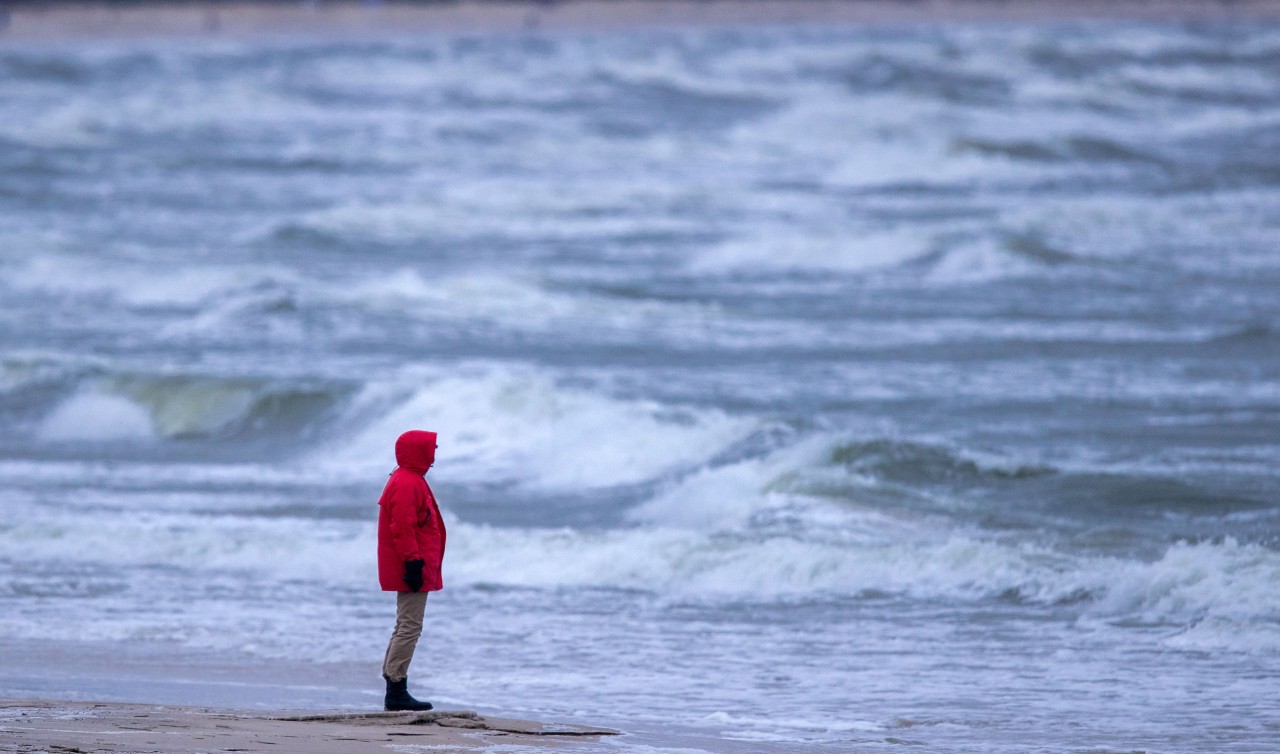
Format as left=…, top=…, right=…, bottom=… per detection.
left=394, top=430, right=437, bottom=474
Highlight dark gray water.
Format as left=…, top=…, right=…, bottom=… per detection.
left=2, top=18, right=1279, bottom=753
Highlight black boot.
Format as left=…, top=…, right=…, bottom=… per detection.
left=384, top=676, right=433, bottom=711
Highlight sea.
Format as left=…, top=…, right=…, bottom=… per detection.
left=1, top=15, right=1279, bottom=754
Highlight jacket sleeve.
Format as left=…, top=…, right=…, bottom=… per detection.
left=386, top=477, right=423, bottom=563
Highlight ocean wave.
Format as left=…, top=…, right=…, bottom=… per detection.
left=0, top=457, right=317, bottom=491
left=328, top=269, right=604, bottom=332
left=828, top=438, right=1055, bottom=484
left=0, top=510, right=375, bottom=588
left=1, top=49, right=171, bottom=93
left=1162, top=614, right=1280, bottom=653
left=687, top=226, right=932, bottom=274
left=839, top=54, right=1013, bottom=106
left=685, top=220, right=1098, bottom=281
left=585, top=73, right=780, bottom=135
left=39, top=388, right=154, bottom=442
left=5, top=253, right=297, bottom=309
left=7, top=502, right=1278, bottom=643
left=1204, top=322, right=1280, bottom=346
left=912, top=227, right=1136, bottom=283
left=264, top=185, right=708, bottom=247
left=321, top=268, right=725, bottom=348
left=629, top=433, right=1064, bottom=536
left=37, top=375, right=341, bottom=442
left=630, top=430, right=1278, bottom=555
left=0, top=356, right=67, bottom=394
left=449, top=523, right=1062, bottom=602
left=326, top=366, right=754, bottom=490
left=1112, top=61, right=1280, bottom=108
left=0, top=71, right=317, bottom=149
left=951, top=135, right=1164, bottom=165
left=0, top=52, right=95, bottom=84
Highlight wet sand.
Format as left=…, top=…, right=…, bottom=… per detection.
left=1, top=0, right=1278, bottom=41
left=0, top=698, right=618, bottom=753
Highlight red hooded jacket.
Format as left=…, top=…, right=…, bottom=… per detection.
left=377, top=430, right=446, bottom=592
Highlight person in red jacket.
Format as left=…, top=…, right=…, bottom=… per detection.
left=377, top=429, right=447, bottom=711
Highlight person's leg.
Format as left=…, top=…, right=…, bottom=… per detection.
left=382, top=591, right=428, bottom=682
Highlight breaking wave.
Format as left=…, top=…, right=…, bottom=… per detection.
left=5, top=499, right=1278, bottom=653
left=327, top=367, right=754, bottom=490
left=37, top=375, right=341, bottom=442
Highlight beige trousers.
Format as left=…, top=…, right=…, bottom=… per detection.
left=382, top=591, right=428, bottom=682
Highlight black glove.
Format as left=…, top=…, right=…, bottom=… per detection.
left=403, top=559, right=425, bottom=592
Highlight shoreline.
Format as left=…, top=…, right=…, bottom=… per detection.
left=1, top=0, right=1279, bottom=41
left=0, top=698, right=619, bottom=753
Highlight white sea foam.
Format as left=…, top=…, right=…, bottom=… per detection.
left=627, top=436, right=837, bottom=530
left=0, top=506, right=375, bottom=585
left=0, top=457, right=310, bottom=490
left=331, top=270, right=587, bottom=331
left=689, top=226, right=932, bottom=274
left=329, top=367, right=753, bottom=490
left=448, top=523, right=1077, bottom=601
left=283, top=182, right=703, bottom=245
left=1113, top=61, right=1280, bottom=101
left=9, top=495, right=1279, bottom=641
left=23, top=382, right=1280, bottom=637
left=39, top=388, right=154, bottom=442
left=1093, top=539, right=1280, bottom=624
left=827, top=133, right=1027, bottom=191
left=36, top=377, right=277, bottom=441
left=8, top=254, right=294, bottom=308
left=426, top=527, right=1280, bottom=637
left=326, top=267, right=844, bottom=353
left=0, top=503, right=1034, bottom=599
left=4, top=25, right=1280, bottom=746
left=925, top=237, right=1042, bottom=284
left=700, top=711, right=882, bottom=735
left=1163, top=615, right=1280, bottom=653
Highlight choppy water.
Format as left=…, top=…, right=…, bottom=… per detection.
left=2, top=17, right=1280, bottom=753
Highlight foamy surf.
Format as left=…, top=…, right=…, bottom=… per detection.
left=2, top=18, right=1279, bottom=754
left=4, top=497, right=1277, bottom=659
left=328, top=366, right=755, bottom=490
left=33, top=375, right=339, bottom=443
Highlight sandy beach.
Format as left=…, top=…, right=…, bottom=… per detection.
left=1, top=0, right=1278, bottom=41
left=0, top=698, right=618, bottom=753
